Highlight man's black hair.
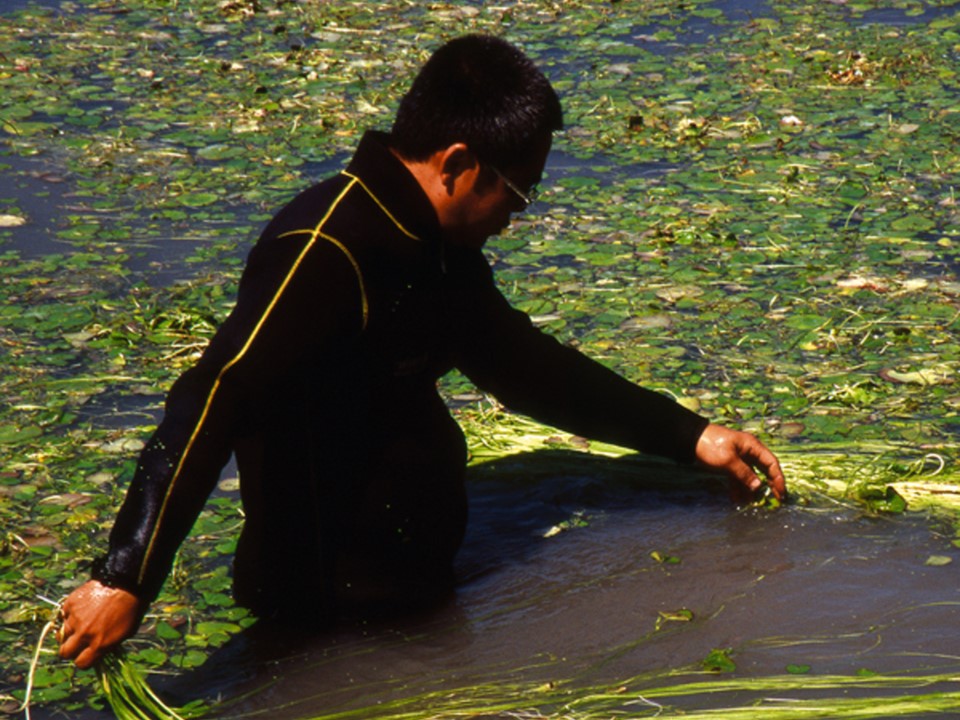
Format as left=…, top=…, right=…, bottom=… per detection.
left=390, top=34, right=563, bottom=169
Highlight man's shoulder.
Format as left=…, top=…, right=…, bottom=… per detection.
left=261, top=173, right=353, bottom=239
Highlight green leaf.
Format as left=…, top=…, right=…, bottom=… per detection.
left=859, top=486, right=908, bottom=515
left=177, top=192, right=219, bottom=208
left=0, top=425, right=42, bottom=445
left=658, top=608, right=694, bottom=624
left=154, top=621, right=181, bottom=640
left=130, top=647, right=168, bottom=666
left=194, top=621, right=242, bottom=636
left=890, top=215, right=936, bottom=233
left=702, top=648, right=736, bottom=673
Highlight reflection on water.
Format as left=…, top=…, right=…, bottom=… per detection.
left=861, top=5, right=960, bottom=27
left=0, top=0, right=61, bottom=12
left=0, top=154, right=74, bottom=258
left=133, top=453, right=958, bottom=719
left=629, top=0, right=774, bottom=54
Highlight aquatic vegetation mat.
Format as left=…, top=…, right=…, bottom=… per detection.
left=263, top=669, right=960, bottom=719
left=1, top=0, right=959, bottom=716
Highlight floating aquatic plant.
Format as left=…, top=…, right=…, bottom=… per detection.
left=17, top=604, right=207, bottom=720
left=96, top=652, right=208, bottom=720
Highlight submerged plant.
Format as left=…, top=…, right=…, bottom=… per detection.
left=96, top=652, right=207, bottom=720
left=19, top=605, right=206, bottom=720
left=256, top=667, right=960, bottom=719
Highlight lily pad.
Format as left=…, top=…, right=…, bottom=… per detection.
left=702, top=648, right=736, bottom=673
left=879, top=368, right=954, bottom=385
left=0, top=425, right=42, bottom=445
left=0, top=214, right=27, bottom=227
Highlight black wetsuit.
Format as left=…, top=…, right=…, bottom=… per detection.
left=92, top=131, right=709, bottom=619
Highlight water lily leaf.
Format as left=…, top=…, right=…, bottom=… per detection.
left=837, top=275, right=889, bottom=292
left=154, top=621, right=182, bottom=640
left=196, top=144, right=246, bottom=161
left=879, top=368, right=954, bottom=386
left=925, top=555, right=952, bottom=567
left=177, top=192, right=219, bottom=208
left=0, top=214, right=26, bottom=227
left=99, top=437, right=147, bottom=454
left=57, top=223, right=100, bottom=241
left=620, top=314, right=673, bottom=331
left=131, top=647, right=168, bottom=666
left=194, top=620, right=243, bottom=636
left=655, top=285, right=703, bottom=303
left=170, top=650, right=208, bottom=668
left=802, top=414, right=851, bottom=439
left=0, top=425, right=42, bottom=445
left=859, top=486, right=908, bottom=514
left=702, top=648, right=736, bottom=673
left=891, top=215, right=936, bottom=232
left=2, top=120, right=57, bottom=135
left=785, top=314, right=828, bottom=330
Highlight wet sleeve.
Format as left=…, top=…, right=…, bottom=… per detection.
left=451, top=253, right=708, bottom=464
left=92, top=235, right=366, bottom=602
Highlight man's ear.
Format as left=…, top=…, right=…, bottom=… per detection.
left=437, top=143, right=478, bottom=196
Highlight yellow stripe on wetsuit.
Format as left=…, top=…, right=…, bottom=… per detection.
left=341, top=170, right=420, bottom=241
left=137, top=174, right=405, bottom=586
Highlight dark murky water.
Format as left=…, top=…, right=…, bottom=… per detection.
left=2, top=0, right=60, bottom=11
left=148, top=455, right=960, bottom=718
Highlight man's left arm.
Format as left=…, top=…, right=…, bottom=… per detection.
left=450, top=251, right=785, bottom=499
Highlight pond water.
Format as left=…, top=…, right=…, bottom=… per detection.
left=25, top=459, right=960, bottom=718
left=1, top=0, right=60, bottom=11
left=145, top=455, right=959, bottom=718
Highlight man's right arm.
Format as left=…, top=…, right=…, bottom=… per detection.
left=58, top=233, right=367, bottom=666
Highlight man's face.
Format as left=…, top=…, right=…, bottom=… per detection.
left=445, top=135, right=551, bottom=250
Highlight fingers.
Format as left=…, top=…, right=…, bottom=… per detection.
left=729, top=455, right=763, bottom=494
left=760, top=453, right=786, bottom=500
left=73, top=647, right=103, bottom=671
left=739, top=434, right=786, bottom=500
left=59, top=621, right=109, bottom=669
left=58, top=611, right=82, bottom=662
left=60, top=632, right=97, bottom=669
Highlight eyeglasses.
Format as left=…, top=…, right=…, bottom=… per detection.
left=488, top=164, right=539, bottom=208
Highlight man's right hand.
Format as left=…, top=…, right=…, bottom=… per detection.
left=59, top=580, right=144, bottom=669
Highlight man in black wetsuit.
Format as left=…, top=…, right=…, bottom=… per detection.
left=59, top=34, right=785, bottom=670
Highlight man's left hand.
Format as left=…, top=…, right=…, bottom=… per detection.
left=695, top=423, right=786, bottom=502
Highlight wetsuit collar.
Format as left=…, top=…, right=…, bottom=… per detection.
left=345, top=131, right=444, bottom=245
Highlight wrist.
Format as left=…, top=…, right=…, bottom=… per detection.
left=90, top=557, right=143, bottom=597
